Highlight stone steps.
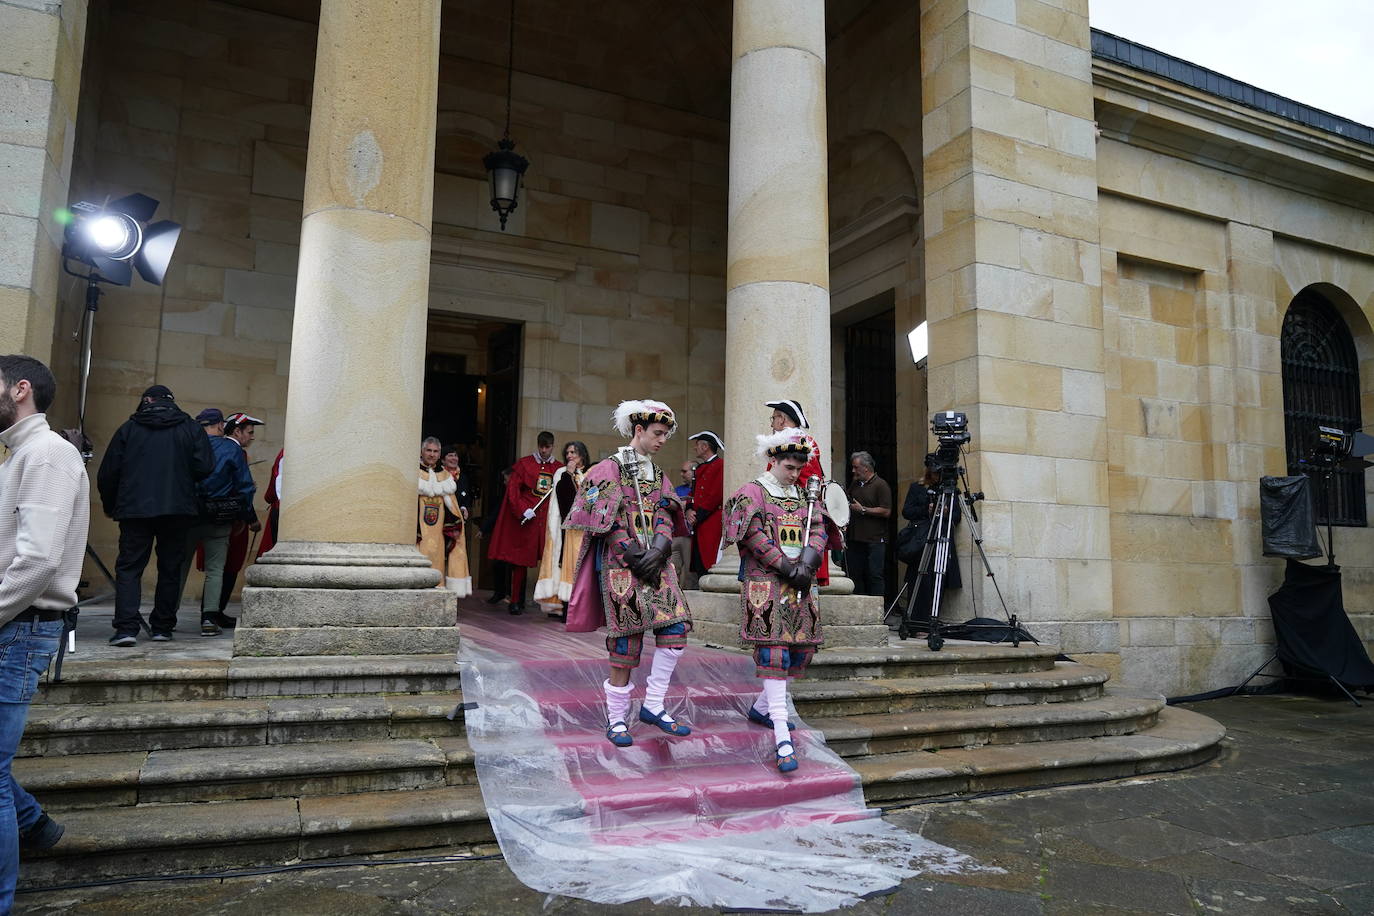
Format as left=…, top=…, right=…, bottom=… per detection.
left=19, top=688, right=1156, bottom=813
left=789, top=663, right=1108, bottom=716
left=22, top=693, right=462, bottom=757
left=17, top=707, right=1222, bottom=889
left=18, top=737, right=477, bottom=811
left=794, top=643, right=1061, bottom=680
left=15, top=640, right=1225, bottom=889
left=32, top=654, right=461, bottom=705
left=19, top=784, right=494, bottom=888
left=809, top=688, right=1164, bottom=756
left=852, top=705, right=1225, bottom=801
left=20, top=665, right=1101, bottom=760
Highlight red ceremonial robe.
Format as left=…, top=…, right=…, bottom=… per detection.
left=488, top=452, right=559, bottom=567
left=257, top=448, right=283, bottom=558
left=691, top=453, right=724, bottom=571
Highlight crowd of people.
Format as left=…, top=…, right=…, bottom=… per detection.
left=96, top=387, right=280, bottom=645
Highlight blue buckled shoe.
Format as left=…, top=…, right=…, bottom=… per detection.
left=746, top=707, right=796, bottom=731
left=638, top=706, right=691, bottom=736
left=605, top=721, right=633, bottom=747
left=776, top=740, right=799, bottom=774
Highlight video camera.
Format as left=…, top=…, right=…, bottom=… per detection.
left=929, top=411, right=970, bottom=478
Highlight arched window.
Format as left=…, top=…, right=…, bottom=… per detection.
left=1281, top=288, right=1365, bottom=526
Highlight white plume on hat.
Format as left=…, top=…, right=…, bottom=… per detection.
left=612, top=399, right=677, bottom=438
left=755, top=426, right=809, bottom=459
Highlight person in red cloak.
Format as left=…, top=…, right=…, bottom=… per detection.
left=256, top=448, right=284, bottom=559
left=486, top=430, right=558, bottom=614
left=764, top=400, right=830, bottom=586
left=685, top=430, right=724, bottom=578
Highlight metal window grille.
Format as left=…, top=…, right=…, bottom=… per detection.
left=1281, top=290, right=1366, bottom=526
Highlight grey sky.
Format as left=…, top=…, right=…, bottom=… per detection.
left=1090, top=0, right=1374, bottom=127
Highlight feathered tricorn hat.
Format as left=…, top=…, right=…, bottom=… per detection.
left=613, top=399, right=677, bottom=438
left=756, top=427, right=811, bottom=459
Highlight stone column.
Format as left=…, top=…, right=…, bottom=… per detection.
left=237, top=0, right=456, bottom=657
left=0, top=0, right=88, bottom=359
left=920, top=0, right=1114, bottom=659
left=720, top=0, right=832, bottom=500
left=693, top=0, right=879, bottom=645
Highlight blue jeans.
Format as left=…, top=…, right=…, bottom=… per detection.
left=0, top=617, right=62, bottom=911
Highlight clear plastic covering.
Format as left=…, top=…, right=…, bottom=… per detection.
left=459, top=614, right=990, bottom=911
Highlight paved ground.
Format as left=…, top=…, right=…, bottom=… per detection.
left=13, top=692, right=1374, bottom=915
left=60, top=599, right=240, bottom=662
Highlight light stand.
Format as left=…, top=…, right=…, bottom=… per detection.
left=48, top=193, right=182, bottom=677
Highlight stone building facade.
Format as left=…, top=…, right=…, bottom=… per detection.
left=1, top=0, right=1372, bottom=694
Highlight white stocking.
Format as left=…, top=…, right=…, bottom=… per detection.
left=762, top=677, right=791, bottom=749
left=643, top=646, right=685, bottom=721
left=604, top=679, right=633, bottom=734
left=751, top=688, right=769, bottom=716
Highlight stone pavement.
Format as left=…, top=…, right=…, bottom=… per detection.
left=15, top=693, right=1374, bottom=915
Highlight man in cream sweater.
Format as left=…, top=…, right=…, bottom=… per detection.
left=0, top=354, right=89, bottom=908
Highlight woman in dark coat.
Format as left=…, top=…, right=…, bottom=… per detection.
left=900, top=454, right=962, bottom=620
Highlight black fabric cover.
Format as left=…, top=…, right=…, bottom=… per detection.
left=1268, top=560, right=1374, bottom=689
left=1260, top=475, right=1322, bottom=560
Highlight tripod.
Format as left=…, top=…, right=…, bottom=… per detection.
left=891, top=462, right=1023, bottom=652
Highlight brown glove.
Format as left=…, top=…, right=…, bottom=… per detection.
left=785, top=546, right=822, bottom=592
left=630, top=533, right=673, bottom=584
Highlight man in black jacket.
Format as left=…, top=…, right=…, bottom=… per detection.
left=96, top=385, right=214, bottom=645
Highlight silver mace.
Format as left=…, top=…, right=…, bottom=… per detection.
left=797, top=475, right=823, bottom=604
left=618, top=445, right=651, bottom=548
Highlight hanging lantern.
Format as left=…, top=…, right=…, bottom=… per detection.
left=483, top=138, right=528, bottom=230
left=482, top=0, right=528, bottom=232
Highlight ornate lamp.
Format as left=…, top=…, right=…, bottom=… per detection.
left=484, top=0, right=529, bottom=230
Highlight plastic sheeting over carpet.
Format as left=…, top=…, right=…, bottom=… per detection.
left=458, top=611, right=988, bottom=911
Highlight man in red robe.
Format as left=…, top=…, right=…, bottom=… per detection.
left=686, top=430, right=724, bottom=578
left=487, top=430, right=558, bottom=614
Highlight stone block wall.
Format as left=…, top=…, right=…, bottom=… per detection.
left=0, top=0, right=87, bottom=361
left=1096, top=117, right=1374, bottom=694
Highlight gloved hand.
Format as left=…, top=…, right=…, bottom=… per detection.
left=522, top=507, right=536, bottom=522
left=630, top=533, right=673, bottom=584
left=621, top=539, right=648, bottom=572
left=785, top=546, right=822, bottom=592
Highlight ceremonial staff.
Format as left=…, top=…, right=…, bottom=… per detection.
left=519, top=485, right=556, bottom=525
left=797, top=475, right=822, bottom=603
left=618, top=445, right=651, bottom=547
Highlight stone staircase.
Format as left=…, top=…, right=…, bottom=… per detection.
left=16, top=640, right=1224, bottom=888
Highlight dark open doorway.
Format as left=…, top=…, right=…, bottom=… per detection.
left=424, top=314, right=522, bottom=590
left=844, top=307, right=899, bottom=602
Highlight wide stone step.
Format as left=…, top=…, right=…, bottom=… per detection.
left=809, top=688, right=1165, bottom=756
left=851, top=705, right=1225, bottom=802
left=34, top=654, right=460, bottom=705
left=18, top=708, right=1224, bottom=889
left=789, top=663, right=1108, bottom=717
left=801, top=642, right=1061, bottom=680
left=21, top=693, right=462, bottom=757
left=17, top=737, right=477, bottom=810
left=18, top=784, right=493, bottom=890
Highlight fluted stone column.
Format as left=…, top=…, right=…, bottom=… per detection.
left=692, top=0, right=878, bottom=645
left=236, top=0, right=456, bottom=657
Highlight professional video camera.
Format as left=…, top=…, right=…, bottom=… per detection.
left=928, top=410, right=970, bottom=484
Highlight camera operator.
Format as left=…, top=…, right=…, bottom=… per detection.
left=900, top=453, right=961, bottom=619
left=845, top=451, right=891, bottom=596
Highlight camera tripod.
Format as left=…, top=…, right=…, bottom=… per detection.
left=887, top=461, right=1025, bottom=651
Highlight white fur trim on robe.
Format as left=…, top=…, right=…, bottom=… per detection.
left=534, top=465, right=569, bottom=609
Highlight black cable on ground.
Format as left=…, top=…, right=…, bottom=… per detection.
left=16, top=851, right=507, bottom=895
